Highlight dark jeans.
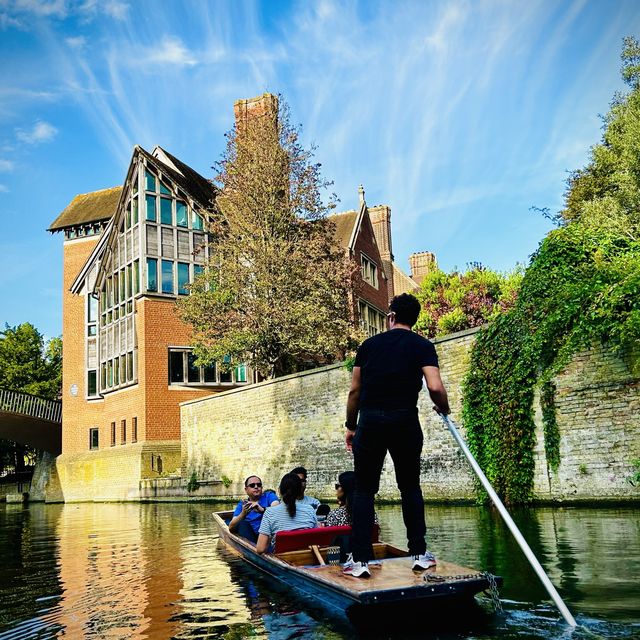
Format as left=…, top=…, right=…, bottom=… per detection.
left=351, top=408, right=427, bottom=562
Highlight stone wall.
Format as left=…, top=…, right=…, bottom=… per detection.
left=55, top=441, right=181, bottom=502
left=181, top=328, right=640, bottom=503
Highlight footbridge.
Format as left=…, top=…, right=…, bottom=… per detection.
left=0, top=389, right=62, bottom=455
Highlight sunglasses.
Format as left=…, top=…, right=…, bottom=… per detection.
left=246, top=482, right=262, bottom=489
left=334, top=483, right=341, bottom=490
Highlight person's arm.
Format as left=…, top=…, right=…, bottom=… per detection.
left=256, top=533, right=271, bottom=554
left=422, top=365, right=450, bottom=415
left=345, top=366, right=361, bottom=452
left=266, top=491, right=280, bottom=507
left=228, top=501, right=252, bottom=532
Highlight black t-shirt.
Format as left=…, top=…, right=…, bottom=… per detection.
left=354, top=329, right=439, bottom=410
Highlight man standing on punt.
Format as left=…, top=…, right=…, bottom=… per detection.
left=344, top=293, right=451, bottom=578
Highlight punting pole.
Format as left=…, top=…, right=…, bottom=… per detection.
left=440, top=414, right=577, bottom=628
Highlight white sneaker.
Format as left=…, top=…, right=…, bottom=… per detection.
left=343, top=561, right=370, bottom=578
left=343, top=553, right=353, bottom=569
left=412, top=551, right=437, bottom=570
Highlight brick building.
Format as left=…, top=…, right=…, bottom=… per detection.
left=48, top=93, right=433, bottom=500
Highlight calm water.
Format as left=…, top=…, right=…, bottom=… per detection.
left=0, top=502, right=638, bottom=639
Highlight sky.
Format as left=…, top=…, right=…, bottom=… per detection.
left=0, top=0, right=639, bottom=340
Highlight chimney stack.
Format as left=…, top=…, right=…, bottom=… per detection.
left=234, top=93, right=279, bottom=128
left=368, top=205, right=393, bottom=263
left=409, top=251, right=437, bottom=285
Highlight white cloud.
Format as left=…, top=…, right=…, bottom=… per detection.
left=9, top=0, right=67, bottom=18
left=0, top=184, right=9, bottom=193
left=143, top=35, right=197, bottom=66
left=65, top=35, right=86, bottom=49
left=103, top=0, right=128, bottom=20
left=16, top=120, right=58, bottom=144
left=0, top=159, right=14, bottom=171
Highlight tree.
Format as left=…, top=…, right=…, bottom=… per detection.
left=179, top=96, right=358, bottom=379
left=414, top=264, right=523, bottom=338
left=461, top=38, right=640, bottom=503
left=0, top=323, right=62, bottom=473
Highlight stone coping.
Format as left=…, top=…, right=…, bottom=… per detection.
left=180, top=362, right=345, bottom=407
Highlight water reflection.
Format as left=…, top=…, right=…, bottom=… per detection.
left=0, top=502, right=638, bottom=639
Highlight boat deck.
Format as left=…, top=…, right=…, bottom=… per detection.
left=298, top=557, right=485, bottom=593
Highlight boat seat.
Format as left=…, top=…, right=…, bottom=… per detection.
left=274, top=524, right=380, bottom=554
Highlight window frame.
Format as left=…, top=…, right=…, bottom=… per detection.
left=168, top=347, right=249, bottom=386
left=361, top=253, right=379, bottom=289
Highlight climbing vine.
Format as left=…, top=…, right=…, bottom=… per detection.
left=461, top=38, right=640, bottom=504
left=540, top=381, right=560, bottom=473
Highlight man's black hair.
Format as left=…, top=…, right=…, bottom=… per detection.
left=290, top=466, right=307, bottom=478
left=389, top=293, right=421, bottom=327
left=244, top=475, right=262, bottom=487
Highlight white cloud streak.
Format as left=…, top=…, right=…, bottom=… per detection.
left=15, top=119, right=58, bottom=144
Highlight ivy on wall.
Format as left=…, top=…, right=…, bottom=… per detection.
left=461, top=38, right=640, bottom=504
left=540, top=381, right=560, bottom=473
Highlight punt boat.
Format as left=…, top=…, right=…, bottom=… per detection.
left=213, top=510, right=502, bottom=615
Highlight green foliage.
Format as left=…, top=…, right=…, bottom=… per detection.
left=627, top=459, right=640, bottom=486
left=221, top=474, right=232, bottom=488
left=0, top=324, right=62, bottom=399
left=187, top=472, right=199, bottom=493
left=462, top=38, right=640, bottom=504
left=0, top=323, right=62, bottom=473
left=540, top=381, right=560, bottom=473
left=414, top=264, right=523, bottom=338
left=179, top=95, right=359, bottom=379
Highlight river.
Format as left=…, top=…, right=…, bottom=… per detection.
left=0, top=502, right=638, bottom=639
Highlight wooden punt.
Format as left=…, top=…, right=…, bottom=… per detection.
left=213, top=510, right=502, bottom=613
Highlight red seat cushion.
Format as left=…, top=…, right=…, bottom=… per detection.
left=273, top=524, right=380, bottom=553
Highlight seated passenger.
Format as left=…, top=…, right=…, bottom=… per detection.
left=326, top=471, right=379, bottom=527
left=229, top=475, right=279, bottom=543
left=256, top=473, right=318, bottom=554
left=290, top=466, right=320, bottom=510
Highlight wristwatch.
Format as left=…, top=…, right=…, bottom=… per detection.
left=344, top=421, right=356, bottom=431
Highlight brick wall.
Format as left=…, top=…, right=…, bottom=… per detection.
left=353, top=211, right=390, bottom=312
left=181, top=328, right=640, bottom=503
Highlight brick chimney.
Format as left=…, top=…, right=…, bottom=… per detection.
left=409, top=251, right=437, bottom=285
left=234, top=93, right=279, bottom=126
left=368, top=204, right=394, bottom=297
left=368, top=205, right=393, bottom=263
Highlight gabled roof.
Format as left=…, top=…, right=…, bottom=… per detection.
left=328, top=210, right=358, bottom=250
left=70, top=220, right=113, bottom=295
left=48, top=186, right=122, bottom=232
left=145, top=146, right=216, bottom=210
left=392, top=263, right=419, bottom=295
left=68, top=145, right=216, bottom=295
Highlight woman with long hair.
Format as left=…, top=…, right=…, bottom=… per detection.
left=256, top=473, right=317, bottom=554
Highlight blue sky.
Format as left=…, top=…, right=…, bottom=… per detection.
left=1, top=0, right=639, bottom=340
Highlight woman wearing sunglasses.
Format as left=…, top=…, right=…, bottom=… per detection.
left=325, top=471, right=379, bottom=528
left=229, top=475, right=280, bottom=543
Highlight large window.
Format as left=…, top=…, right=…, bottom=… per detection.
left=143, top=165, right=207, bottom=297
left=97, top=177, right=141, bottom=395
left=361, top=254, right=378, bottom=288
left=168, top=348, right=250, bottom=386
left=358, top=300, right=385, bottom=337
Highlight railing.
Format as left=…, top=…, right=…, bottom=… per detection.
left=0, top=389, right=62, bottom=423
